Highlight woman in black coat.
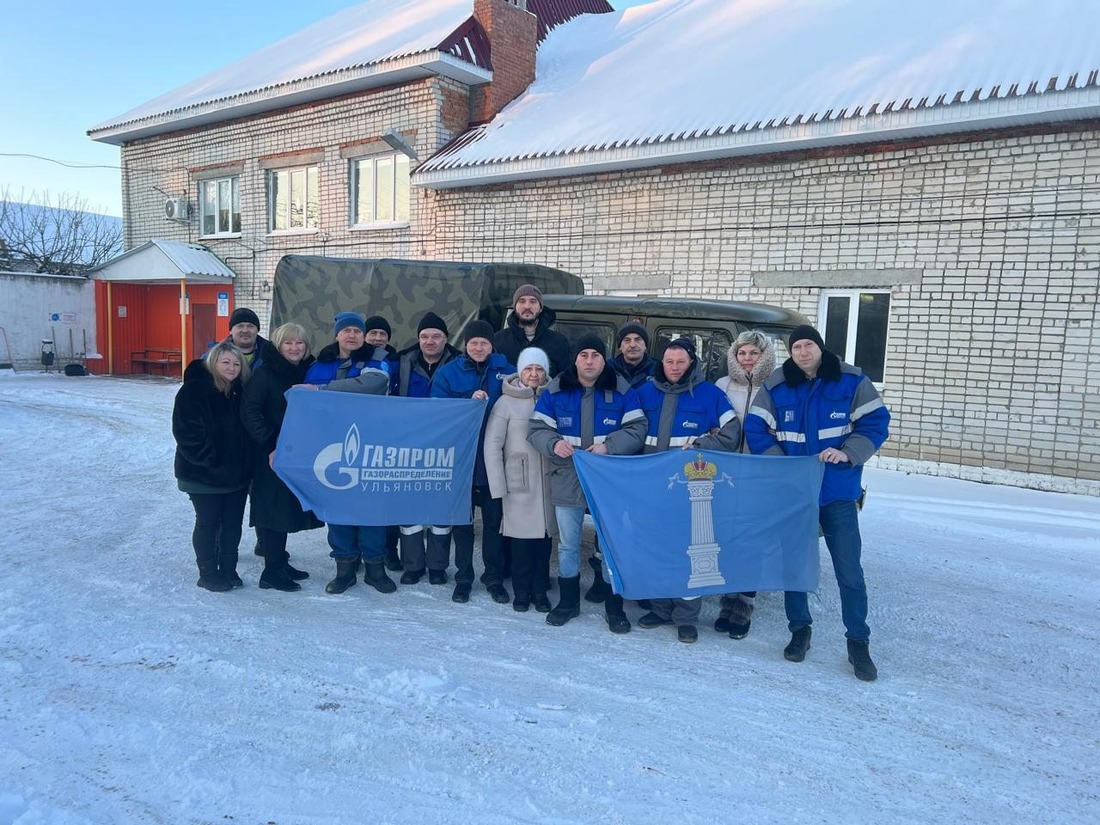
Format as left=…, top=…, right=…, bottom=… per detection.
left=241, top=322, right=324, bottom=592
left=172, top=342, right=254, bottom=592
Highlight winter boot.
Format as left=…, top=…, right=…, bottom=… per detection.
left=584, top=555, right=610, bottom=603
left=363, top=561, right=397, bottom=594
left=325, top=560, right=358, bottom=594
left=487, top=583, right=511, bottom=604
left=727, top=593, right=755, bottom=640
left=384, top=547, right=403, bottom=572
left=428, top=568, right=448, bottom=585
left=452, top=582, right=472, bottom=603
left=847, top=640, right=879, bottom=682
left=400, top=568, right=425, bottom=585
left=784, top=626, right=812, bottom=662
left=196, top=568, right=232, bottom=592
left=218, top=550, right=243, bottom=589
left=533, top=591, right=552, bottom=613
left=284, top=562, right=309, bottom=581
left=714, top=596, right=734, bottom=633
left=604, top=594, right=631, bottom=634
left=259, top=564, right=301, bottom=592
left=546, top=576, right=581, bottom=626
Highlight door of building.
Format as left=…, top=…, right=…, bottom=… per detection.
left=192, top=303, right=217, bottom=361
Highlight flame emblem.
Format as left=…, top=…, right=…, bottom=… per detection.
left=343, top=424, right=360, bottom=466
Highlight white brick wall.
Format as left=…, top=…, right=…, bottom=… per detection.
left=118, top=89, right=1100, bottom=485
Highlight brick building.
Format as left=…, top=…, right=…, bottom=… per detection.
left=89, top=0, right=1100, bottom=491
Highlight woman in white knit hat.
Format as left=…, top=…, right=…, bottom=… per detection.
left=483, top=347, right=556, bottom=612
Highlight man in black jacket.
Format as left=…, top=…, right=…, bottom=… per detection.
left=492, top=285, right=571, bottom=378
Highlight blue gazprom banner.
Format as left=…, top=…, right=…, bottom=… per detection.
left=274, top=390, right=484, bottom=526
left=573, top=451, right=825, bottom=600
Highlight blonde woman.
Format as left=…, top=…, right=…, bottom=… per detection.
left=714, top=329, right=777, bottom=637
left=241, top=323, right=323, bottom=592
left=172, top=342, right=254, bottom=592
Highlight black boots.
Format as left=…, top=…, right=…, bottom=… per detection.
left=584, top=555, right=610, bottom=603
left=546, top=576, right=580, bottom=626
left=259, top=562, right=301, bottom=592
left=784, top=627, right=812, bottom=662
left=196, top=566, right=232, bottom=592
left=847, top=640, right=878, bottom=682
left=363, top=561, right=397, bottom=594
left=728, top=593, right=754, bottom=640
left=604, top=594, right=631, bottom=634
left=325, top=560, right=358, bottom=594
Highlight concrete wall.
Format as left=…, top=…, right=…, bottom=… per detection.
left=0, top=272, right=98, bottom=370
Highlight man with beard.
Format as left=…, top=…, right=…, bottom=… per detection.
left=492, top=285, right=571, bottom=378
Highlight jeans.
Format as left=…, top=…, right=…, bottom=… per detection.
left=784, top=499, right=869, bottom=641
left=327, top=523, right=387, bottom=563
left=452, top=485, right=504, bottom=585
left=554, top=506, right=586, bottom=578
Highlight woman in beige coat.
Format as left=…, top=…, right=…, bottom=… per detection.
left=484, top=348, right=556, bottom=613
left=714, top=329, right=777, bottom=638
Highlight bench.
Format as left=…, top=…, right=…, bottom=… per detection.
left=131, top=348, right=183, bottom=375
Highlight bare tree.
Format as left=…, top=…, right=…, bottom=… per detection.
left=0, top=188, right=123, bottom=275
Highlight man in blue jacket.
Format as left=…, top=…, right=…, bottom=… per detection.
left=432, top=320, right=515, bottom=605
left=528, top=334, right=647, bottom=627
left=745, top=325, right=890, bottom=681
left=633, top=338, right=741, bottom=642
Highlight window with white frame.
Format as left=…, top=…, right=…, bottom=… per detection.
left=199, top=176, right=240, bottom=236
left=350, top=152, right=410, bottom=226
left=267, top=166, right=319, bottom=232
left=819, top=290, right=891, bottom=383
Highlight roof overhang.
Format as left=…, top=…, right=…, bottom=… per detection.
left=414, top=87, right=1100, bottom=189
left=89, top=52, right=492, bottom=146
left=89, top=241, right=236, bottom=285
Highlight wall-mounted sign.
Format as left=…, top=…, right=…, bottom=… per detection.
left=217, top=292, right=229, bottom=317
left=118, top=306, right=128, bottom=318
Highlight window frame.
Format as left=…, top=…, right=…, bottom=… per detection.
left=267, top=165, right=320, bottom=234
left=198, top=175, right=241, bottom=237
left=817, top=289, right=892, bottom=385
left=349, top=151, right=411, bottom=228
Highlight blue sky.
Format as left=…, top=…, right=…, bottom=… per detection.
left=0, top=1, right=647, bottom=217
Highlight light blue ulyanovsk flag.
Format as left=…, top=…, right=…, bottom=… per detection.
left=573, top=451, right=825, bottom=600
left=274, top=390, right=485, bottom=525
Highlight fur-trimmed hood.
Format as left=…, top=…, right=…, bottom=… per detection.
left=725, top=336, right=777, bottom=388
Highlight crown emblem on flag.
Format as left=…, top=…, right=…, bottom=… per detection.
left=683, top=453, right=718, bottom=481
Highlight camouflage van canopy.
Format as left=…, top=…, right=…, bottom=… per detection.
left=270, top=255, right=583, bottom=352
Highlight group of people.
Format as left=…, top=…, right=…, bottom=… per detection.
left=172, top=285, right=890, bottom=681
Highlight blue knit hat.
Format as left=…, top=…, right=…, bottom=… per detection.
left=333, top=311, right=366, bottom=336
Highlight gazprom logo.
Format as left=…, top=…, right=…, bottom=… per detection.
left=313, top=425, right=361, bottom=490
left=829, top=411, right=848, bottom=420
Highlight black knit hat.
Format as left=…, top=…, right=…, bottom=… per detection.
left=615, top=322, right=649, bottom=349
left=788, top=325, right=826, bottom=351
left=417, top=312, right=449, bottom=337
left=364, top=315, right=392, bottom=338
left=229, top=307, right=260, bottom=329
left=464, top=319, right=494, bottom=345
left=664, top=336, right=697, bottom=362
left=573, top=333, right=607, bottom=360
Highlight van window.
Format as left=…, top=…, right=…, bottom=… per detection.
left=555, top=320, right=617, bottom=359
left=655, top=327, right=734, bottom=383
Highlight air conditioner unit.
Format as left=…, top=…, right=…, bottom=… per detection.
left=164, top=197, right=189, bottom=222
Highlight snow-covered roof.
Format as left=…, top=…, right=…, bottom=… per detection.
left=89, top=240, right=236, bottom=284
left=89, top=0, right=485, bottom=145
left=416, top=0, right=1100, bottom=187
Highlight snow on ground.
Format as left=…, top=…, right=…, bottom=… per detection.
left=1, top=373, right=1097, bottom=825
